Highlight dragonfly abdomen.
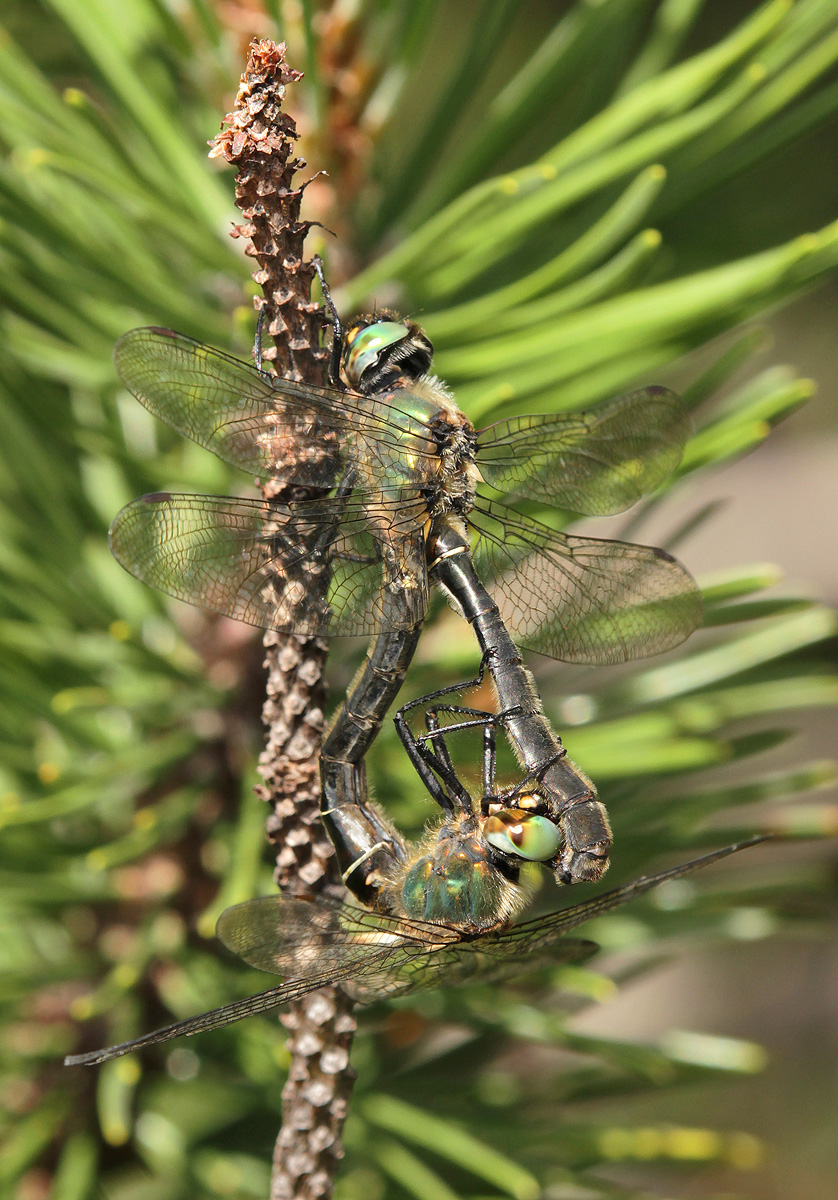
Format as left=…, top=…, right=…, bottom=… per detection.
left=320, top=615, right=421, bottom=906
left=429, top=519, right=611, bottom=885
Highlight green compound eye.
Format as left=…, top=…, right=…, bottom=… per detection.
left=344, top=322, right=408, bottom=385
left=484, top=809, right=562, bottom=862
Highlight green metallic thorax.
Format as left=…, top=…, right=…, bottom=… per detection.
left=343, top=319, right=478, bottom=517
left=396, top=814, right=523, bottom=932
left=364, top=384, right=448, bottom=492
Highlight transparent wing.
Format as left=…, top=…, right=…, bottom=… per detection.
left=64, top=841, right=764, bottom=1066
left=476, top=387, right=689, bottom=514
left=63, top=968, right=371, bottom=1067
left=218, top=893, right=453, bottom=974
left=470, top=500, right=703, bottom=663
left=485, top=837, right=767, bottom=955
left=108, top=491, right=429, bottom=637
left=64, top=896, right=445, bottom=1066
left=114, top=328, right=440, bottom=486
left=368, top=842, right=765, bottom=987
left=214, top=842, right=764, bottom=994
left=349, top=935, right=598, bottom=1001
left=63, top=896, right=592, bottom=1066
left=217, top=893, right=595, bottom=1002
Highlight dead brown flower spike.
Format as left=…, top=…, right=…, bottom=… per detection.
left=210, top=40, right=356, bottom=1200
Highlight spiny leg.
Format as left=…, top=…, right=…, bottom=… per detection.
left=394, top=658, right=531, bottom=819
left=393, top=698, right=470, bottom=816
left=395, top=689, right=526, bottom=820
left=422, top=708, right=502, bottom=802
left=482, top=721, right=496, bottom=798
left=253, top=305, right=265, bottom=372
left=397, top=651, right=526, bottom=759
left=413, top=703, right=567, bottom=813
left=396, top=649, right=493, bottom=721
left=313, top=255, right=344, bottom=385
left=393, top=648, right=527, bottom=818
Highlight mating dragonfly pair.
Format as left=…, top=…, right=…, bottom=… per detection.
left=66, top=274, right=761, bottom=1066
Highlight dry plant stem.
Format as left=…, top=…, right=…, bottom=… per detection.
left=210, top=41, right=355, bottom=1200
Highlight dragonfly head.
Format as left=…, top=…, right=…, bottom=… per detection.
left=479, top=788, right=568, bottom=882
left=482, top=808, right=563, bottom=863
left=343, top=314, right=434, bottom=392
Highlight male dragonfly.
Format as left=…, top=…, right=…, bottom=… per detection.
left=109, top=309, right=700, bottom=664
left=66, top=678, right=764, bottom=1066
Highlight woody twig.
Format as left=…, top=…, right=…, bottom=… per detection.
left=210, top=41, right=355, bottom=1200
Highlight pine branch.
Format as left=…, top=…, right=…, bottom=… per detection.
left=209, top=41, right=355, bottom=1200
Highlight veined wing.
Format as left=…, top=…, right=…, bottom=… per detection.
left=64, top=897, right=466, bottom=1066
left=109, top=491, right=430, bottom=637
left=470, top=500, right=702, bottom=663
left=218, top=893, right=595, bottom=1004
left=347, top=933, right=598, bottom=1000
left=114, top=328, right=442, bottom=487
left=64, top=841, right=764, bottom=1066
left=217, top=892, right=458, bottom=977
left=386, top=839, right=766, bottom=991
left=214, top=892, right=595, bottom=1003
left=63, top=965, right=377, bottom=1066
left=360, top=839, right=766, bottom=993
left=476, top=387, right=689, bottom=515
left=482, top=837, right=767, bottom=957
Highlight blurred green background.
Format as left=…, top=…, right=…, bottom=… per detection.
left=1, top=2, right=837, bottom=1198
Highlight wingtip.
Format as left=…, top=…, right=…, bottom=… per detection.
left=64, top=1050, right=104, bottom=1067
left=113, top=325, right=181, bottom=362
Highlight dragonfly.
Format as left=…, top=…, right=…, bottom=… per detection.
left=109, top=303, right=700, bottom=663
left=66, top=675, right=765, bottom=1066
left=110, top=281, right=701, bottom=880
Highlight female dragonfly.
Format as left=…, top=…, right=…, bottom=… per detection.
left=66, top=674, right=763, bottom=1066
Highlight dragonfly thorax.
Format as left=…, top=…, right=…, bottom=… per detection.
left=419, top=416, right=480, bottom=521
left=394, top=811, right=526, bottom=932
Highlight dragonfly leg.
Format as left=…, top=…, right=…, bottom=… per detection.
left=393, top=702, right=471, bottom=816
left=397, top=651, right=534, bottom=741
left=416, top=702, right=527, bottom=739
left=482, top=721, right=496, bottom=797
left=499, top=750, right=567, bottom=805
left=392, top=655, right=507, bottom=818
left=252, top=305, right=265, bottom=372
left=396, top=689, right=570, bottom=828
left=418, top=705, right=496, bottom=737
left=423, top=708, right=457, bottom=778
left=313, top=255, right=344, bottom=385
left=396, top=652, right=492, bottom=723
